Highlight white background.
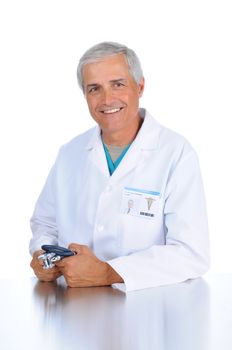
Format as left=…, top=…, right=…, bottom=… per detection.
left=0, top=0, right=231, bottom=278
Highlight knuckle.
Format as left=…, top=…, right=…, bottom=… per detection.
left=68, top=243, right=77, bottom=249
left=65, top=270, right=74, bottom=279
left=67, top=280, right=76, bottom=288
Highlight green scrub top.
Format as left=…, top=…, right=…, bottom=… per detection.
left=103, top=142, right=131, bottom=175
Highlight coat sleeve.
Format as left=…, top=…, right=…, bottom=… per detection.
left=29, top=162, right=59, bottom=255
left=107, top=150, right=210, bottom=292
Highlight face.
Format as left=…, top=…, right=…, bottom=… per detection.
left=82, top=54, right=144, bottom=143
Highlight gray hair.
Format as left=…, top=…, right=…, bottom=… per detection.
left=77, top=41, right=143, bottom=92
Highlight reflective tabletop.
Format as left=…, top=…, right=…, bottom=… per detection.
left=1, top=274, right=232, bottom=350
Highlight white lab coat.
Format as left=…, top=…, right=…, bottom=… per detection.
left=30, top=109, right=210, bottom=292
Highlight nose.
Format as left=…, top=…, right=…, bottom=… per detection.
left=100, top=87, right=115, bottom=106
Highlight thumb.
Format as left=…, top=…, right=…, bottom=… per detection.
left=68, top=243, right=84, bottom=254
left=33, top=249, right=44, bottom=259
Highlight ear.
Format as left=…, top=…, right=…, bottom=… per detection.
left=138, top=77, right=145, bottom=97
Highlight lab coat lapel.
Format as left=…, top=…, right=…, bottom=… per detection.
left=109, top=110, right=161, bottom=183
left=86, top=126, right=110, bottom=178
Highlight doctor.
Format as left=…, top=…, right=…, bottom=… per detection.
left=30, top=42, right=210, bottom=292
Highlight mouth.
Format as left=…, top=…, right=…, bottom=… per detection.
left=99, top=107, right=125, bottom=115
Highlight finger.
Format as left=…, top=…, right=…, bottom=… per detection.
left=30, top=257, right=41, bottom=269
left=55, top=255, right=78, bottom=272
left=55, top=254, right=75, bottom=267
left=32, top=255, right=45, bottom=267
left=68, top=243, right=83, bottom=254
left=37, top=266, right=61, bottom=278
left=31, top=250, right=45, bottom=266
left=37, top=271, right=61, bottom=282
left=33, top=250, right=44, bottom=258
left=44, top=265, right=60, bottom=273
left=37, top=257, right=45, bottom=266
left=55, top=259, right=65, bottom=268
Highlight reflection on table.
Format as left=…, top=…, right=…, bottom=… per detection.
left=1, top=274, right=232, bottom=350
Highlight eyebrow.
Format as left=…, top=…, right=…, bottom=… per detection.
left=86, top=78, right=127, bottom=89
left=109, top=78, right=127, bottom=84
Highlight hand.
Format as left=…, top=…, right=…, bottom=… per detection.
left=55, top=243, right=123, bottom=288
left=30, top=250, right=62, bottom=282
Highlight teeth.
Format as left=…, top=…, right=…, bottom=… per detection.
left=102, top=108, right=121, bottom=114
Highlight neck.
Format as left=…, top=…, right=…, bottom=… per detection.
left=101, top=116, right=143, bottom=146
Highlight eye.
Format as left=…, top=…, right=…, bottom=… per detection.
left=113, top=82, right=125, bottom=88
left=88, top=86, right=99, bottom=94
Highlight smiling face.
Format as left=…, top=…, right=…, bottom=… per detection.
left=82, top=54, right=145, bottom=145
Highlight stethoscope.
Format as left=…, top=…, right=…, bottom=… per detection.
left=38, top=245, right=76, bottom=269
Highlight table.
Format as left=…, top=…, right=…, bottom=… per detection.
left=1, top=274, right=232, bottom=350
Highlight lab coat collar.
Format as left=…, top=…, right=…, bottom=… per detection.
left=85, top=108, right=161, bottom=179
left=129, top=108, right=161, bottom=151
left=85, top=108, right=161, bottom=151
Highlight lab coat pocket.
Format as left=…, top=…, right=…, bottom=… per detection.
left=118, top=214, right=164, bottom=254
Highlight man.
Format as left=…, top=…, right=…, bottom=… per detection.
left=30, top=42, right=210, bottom=292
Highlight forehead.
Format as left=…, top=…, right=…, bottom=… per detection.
left=82, top=54, right=131, bottom=85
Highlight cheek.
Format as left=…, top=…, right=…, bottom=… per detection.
left=126, top=93, right=140, bottom=108
left=86, top=100, right=102, bottom=122
left=86, top=98, right=97, bottom=112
